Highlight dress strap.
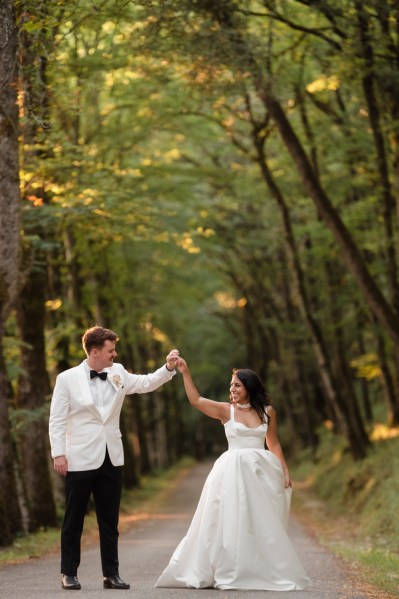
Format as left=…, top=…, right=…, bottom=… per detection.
left=230, top=404, right=235, bottom=421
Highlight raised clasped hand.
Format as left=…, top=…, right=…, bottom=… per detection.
left=166, top=348, right=180, bottom=370
left=176, top=357, right=187, bottom=373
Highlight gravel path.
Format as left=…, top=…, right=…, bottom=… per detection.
left=0, top=461, right=391, bottom=598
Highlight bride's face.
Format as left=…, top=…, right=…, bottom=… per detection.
left=229, top=375, right=249, bottom=405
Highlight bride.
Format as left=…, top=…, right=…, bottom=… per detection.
left=155, top=359, right=310, bottom=591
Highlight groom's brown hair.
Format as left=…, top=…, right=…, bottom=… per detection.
left=82, top=326, right=119, bottom=355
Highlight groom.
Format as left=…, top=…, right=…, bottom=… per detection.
left=49, top=325, right=179, bottom=591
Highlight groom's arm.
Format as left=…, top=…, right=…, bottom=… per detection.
left=121, top=348, right=179, bottom=395
left=121, top=364, right=176, bottom=395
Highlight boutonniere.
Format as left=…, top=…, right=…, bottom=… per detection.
left=112, top=374, right=124, bottom=389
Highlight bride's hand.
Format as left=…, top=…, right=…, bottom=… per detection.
left=284, top=471, right=292, bottom=489
left=177, top=358, right=188, bottom=374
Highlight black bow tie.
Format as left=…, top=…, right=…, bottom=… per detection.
left=90, top=370, right=108, bottom=381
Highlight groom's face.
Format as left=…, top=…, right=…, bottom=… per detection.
left=92, top=340, right=117, bottom=370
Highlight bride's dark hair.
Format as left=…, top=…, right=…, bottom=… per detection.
left=232, top=368, right=271, bottom=423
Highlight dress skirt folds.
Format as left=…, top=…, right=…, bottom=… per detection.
left=155, top=406, right=310, bottom=591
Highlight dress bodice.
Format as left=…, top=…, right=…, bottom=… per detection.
left=224, top=405, right=267, bottom=450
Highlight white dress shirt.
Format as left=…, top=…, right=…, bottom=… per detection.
left=84, top=360, right=115, bottom=420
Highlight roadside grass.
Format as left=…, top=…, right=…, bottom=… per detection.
left=332, top=546, right=399, bottom=597
left=0, top=527, right=61, bottom=567
left=291, top=425, right=399, bottom=598
left=0, top=457, right=195, bottom=566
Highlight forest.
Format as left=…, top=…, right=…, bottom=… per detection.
left=1, top=0, right=399, bottom=547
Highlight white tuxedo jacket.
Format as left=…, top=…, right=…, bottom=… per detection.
left=49, top=361, right=175, bottom=471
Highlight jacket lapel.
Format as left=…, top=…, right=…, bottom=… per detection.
left=76, top=362, right=102, bottom=418
left=102, top=367, right=123, bottom=422
left=106, top=369, right=120, bottom=392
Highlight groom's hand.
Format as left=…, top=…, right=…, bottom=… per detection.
left=166, top=348, right=180, bottom=371
left=54, top=455, right=68, bottom=477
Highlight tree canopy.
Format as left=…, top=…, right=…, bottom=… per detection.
left=1, top=0, right=399, bottom=543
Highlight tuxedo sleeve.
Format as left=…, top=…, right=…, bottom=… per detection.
left=121, top=364, right=175, bottom=395
left=49, top=373, right=70, bottom=458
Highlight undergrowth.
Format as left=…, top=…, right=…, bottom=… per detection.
left=291, top=425, right=399, bottom=597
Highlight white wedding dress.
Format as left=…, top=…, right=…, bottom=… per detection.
left=155, top=405, right=310, bottom=591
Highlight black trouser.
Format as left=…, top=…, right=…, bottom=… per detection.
left=61, top=449, right=123, bottom=577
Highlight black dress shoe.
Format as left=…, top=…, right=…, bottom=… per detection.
left=61, top=575, right=81, bottom=590
left=103, top=574, right=130, bottom=589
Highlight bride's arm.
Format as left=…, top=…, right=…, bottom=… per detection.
left=177, top=358, right=229, bottom=422
left=265, top=406, right=292, bottom=488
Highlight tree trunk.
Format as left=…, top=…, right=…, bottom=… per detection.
left=151, top=390, right=170, bottom=469
left=13, top=1, right=61, bottom=530
left=355, top=319, right=373, bottom=424
left=269, top=331, right=301, bottom=453
left=133, top=395, right=152, bottom=474
left=281, top=272, right=319, bottom=455
left=325, top=265, right=370, bottom=448
left=15, top=263, right=57, bottom=530
left=254, top=136, right=368, bottom=458
left=0, top=0, right=23, bottom=545
left=162, top=378, right=182, bottom=464
left=375, top=327, right=399, bottom=425
left=120, top=410, right=139, bottom=489
left=293, top=349, right=319, bottom=457
left=0, top=329, right=22, bottom=544
left=118, top=337, right=140, bottom=488
left=0, top=1, right=20, bottom=316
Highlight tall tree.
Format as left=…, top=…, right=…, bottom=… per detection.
left=13, top=1, right=58, bottom=531
left=0, top=0, right=23, bottom=544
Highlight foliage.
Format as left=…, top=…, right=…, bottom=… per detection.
left=291, top=425, right=399, bottom=597
left=1, top=0, right=399, bottom=545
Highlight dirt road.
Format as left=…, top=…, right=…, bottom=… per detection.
left=0, top=461, right=390, bottom=598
